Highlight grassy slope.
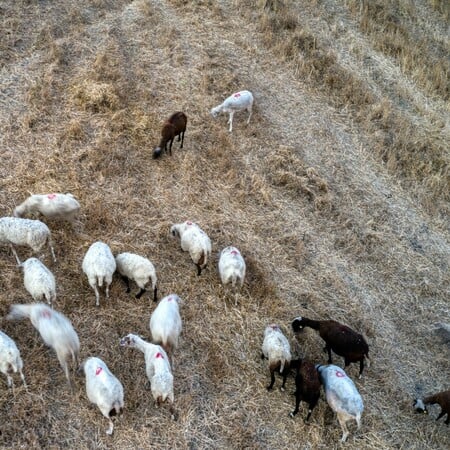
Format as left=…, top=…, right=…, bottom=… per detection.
left=0, top=0, right=448, bottom=448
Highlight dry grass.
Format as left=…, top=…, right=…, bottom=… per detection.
left=0, top=0, right=449, bottom=449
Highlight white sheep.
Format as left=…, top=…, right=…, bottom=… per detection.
left=0, top=330, right=27, bottom=393
left=149, top=294, right=182, bottom=356
left=210, top=90, right=254, bottom=132
left=170, top=221, right=212, bottom=276
left=317, top=364, right=364, bottom=442
left=119, top=334, right=175, bottom=418
left=82, top=241, right=116, bottom=307
left=78, top=356, right=124, bottom=435
left=21, top=257, right=56, bottom=306
left=261, top=324, right=292, bottom=391
left=0, top=217, right=56, bottom=263
left=218, top=246, right=246, bottom=304
left=14, top=193, right=80, bottom=225
left=7, top=303, right=80, bottom=388
left=115, top=252, right=158, bottom=302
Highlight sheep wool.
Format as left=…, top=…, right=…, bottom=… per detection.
left=210, top=90, right=254, bottom=132
left=149, top=294, right=182, bottom=356
left=0, top=217, right=56, bottom=263
left=14, top=193, right=80, bottom=224
left=170, top=221, right=212, bottom=275
left=7, top=303, right=80, bottom=388
left=317, top=364, right=364, bottom=442
left=119, top=334, right=175, bottom=418
left=115, top=252, right=158, bottom=302
left=82, top=241, right=116, bottom=307
left=261, top=324, right=292, bottom=391
left=0, top=330, right=27, bottom=392
left=21, top=257, right=56, bottom=306
left=80, top=357, right=124, bottom=435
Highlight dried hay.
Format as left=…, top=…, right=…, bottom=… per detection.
left=0, top=0, right=449, bottom=449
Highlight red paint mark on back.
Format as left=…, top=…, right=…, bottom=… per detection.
left=47, top=194, right=57, bottom=200
left=95, top=367, right=103, bottom=376
left=186, top=221, right=193, bottom=225
left=234, top=92, right=241, bottom=98
left=155, top=352, right=163, bottom=359
left=231, top=250, right=239, bottom=255
left=40, top=310, right=52, bottom=319
left=335, top=370, right=346, bottom=378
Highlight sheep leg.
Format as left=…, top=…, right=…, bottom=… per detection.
left=305, top=397, right=319, bottom=423
left=106, top=419, right=114, bottom=435
left=180, top=131, right=185, bottom=149
left=196, top=264, right=202, bottom=276
left=48, top=238, right=56, bottom=263
left=19, top=370, right=27, bottom=389
left=105, top=283, right=110, bottom=299
left=436, top=410, right=446, bottom=421
left=246, top=107, right=252, bottom=124
left=153, top=286, right=158, bottom=303
left=358, top=359, right=364, bottom=378
left=280, top=368, right=288, bottom=391
left=135, top=288, right=146, bottom=299
left=10, top=245, right=21, bottom=265
left=121, top=275, right=131, bottom=293
left=228, top=111, right=234, bottom=132
left=325, top=346, right=333, bottom=364
left=168, top=138, right=174, bottom=156
left=267, top=369, right=276, bottom=391
left=290, top=393, right=302, bottom=418
left=337, top=413, right=350, bottom=442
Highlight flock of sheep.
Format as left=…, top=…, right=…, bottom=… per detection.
left=0, top=90, right=448, bottom=442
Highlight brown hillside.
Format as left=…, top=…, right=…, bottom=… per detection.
left=0, top=0, right=449, bottom=448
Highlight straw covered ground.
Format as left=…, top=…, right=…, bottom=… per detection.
left=0, top=0, right=449, bottom=448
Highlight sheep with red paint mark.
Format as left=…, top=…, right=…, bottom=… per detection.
left=14, top=193, right=80, bottom=225
left=261, top=324, right=292, bottom=391
left=0, top=330, right=27, bottom=393
left=7, top=303, right=80, bottom=389
left=317, top=364, right=364, bottom=442
left=153, top=112, right=187, bottom=158
left=292, top=317, right=369, bottom=378
left=149, top=294, right=182, bottom=357
left=289, top=358, right=321, bottom=422
left=78, top=356, right=124, bottom=435
left=170, top=221, right=212, bottom=276
left=414, top=389, right=450, bottom=425
left=119, top=334, right=175, bottom=418
left=0, top=217, right=56, bottom=263
left=218, top=246, right=246, bottom=303
left=211, top=90, right=254, bottom=132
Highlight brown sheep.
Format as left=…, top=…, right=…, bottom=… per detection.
left=414, top=390, right=450, bottom=425
left=153, top=112, right=187, bottom=158
left=292, top=317, right=369, bottom=378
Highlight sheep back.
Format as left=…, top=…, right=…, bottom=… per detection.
left=149, top=295, right=182, bottom=352
left=317, top=364, right=364, bottom=417
left=22, top=257, right=56, bottom=305
left=262, top=324, right=291, bottom=371
left=218, top=246, right=246, bottom=287
left=14, top=193, right=80, bottom=221
left=115, top=252, right=156, bottom=289
left=82, top=242, right=116, bottom=282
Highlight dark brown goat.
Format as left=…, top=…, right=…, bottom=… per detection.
left=292, top=317, right=369, bottom=378
left=289, top=359, right=321, bottom=422
left=153, top=112, right=187, bottom=158
left=414, top=390, right=450, bottom=425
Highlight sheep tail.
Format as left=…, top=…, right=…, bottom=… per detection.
left=7, top=304, right=32, bottom=321
left=97, top=275, right=104, bottom=287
